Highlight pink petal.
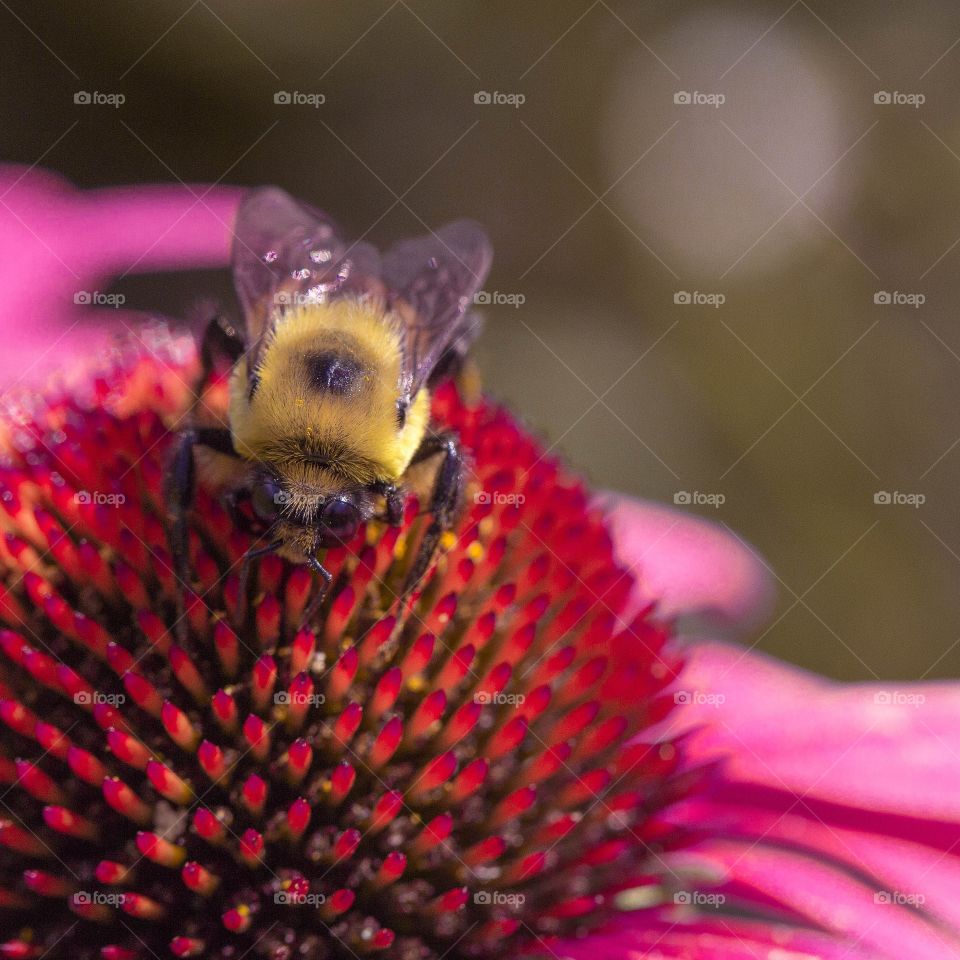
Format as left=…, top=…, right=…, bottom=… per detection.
left=0, top=167, right=242, bottom=275
left=669, top=640, right=960, bottom=823
left=665, top=795, right=960, bottom=930
left=602, top=495, right=776, bottom=633
left=666, top=841, right=960, bottom=960
left=606, top=496, right=960, bottom=956
left=547, top=911, right=884, bottom=959
left=71, top=183, right=243, bottom=274
left=0, top=165, right=243, bottom=385
left=633, top=642, right=960, bottom=959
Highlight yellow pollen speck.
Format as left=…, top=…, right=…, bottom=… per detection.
left=238, top=905, right=250, bottom=917
left=394, top=537, right=407, bottom=561
left=466, top=541, right=484, bottom=562
left=407, top=676, right=425, bottom=693
left=321, top=781, right=331, bottom=794
left=295, top=397, right=304, bottom=407
left=440, top=531, right=456, bottom=550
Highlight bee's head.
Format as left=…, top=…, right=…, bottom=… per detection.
left=247, top=471, right=365, bottom=548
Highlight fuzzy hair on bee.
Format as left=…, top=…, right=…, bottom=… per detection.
left=229, top=299, right=432, bottom=490
left=165, top=186, right=492, bottom=638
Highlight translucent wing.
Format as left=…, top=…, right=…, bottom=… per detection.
left=231, top=187, right=381, bottom=373
left=382, top=220, right=492, bottom=400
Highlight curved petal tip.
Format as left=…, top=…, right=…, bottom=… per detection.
left=601, top=494, right=776, bottom=634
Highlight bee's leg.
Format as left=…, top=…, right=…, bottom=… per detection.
left=195, top=308, right=244, bottom=378
left=166, top=430, right=199, bottom=642
left=373, top=482, right=405, bottom=527
left=190, top=309, right=245, bottom=413
left=221, top=488, right=243, bottom=528
left=236, top=537, right=284, bottom=627
left=165, top=427, right=238, bottom=641
left=199, top=311, right=244, bottom=371
left=299, top=552, right=334, bottom=631
left=402, top=432, right=463, bottom=598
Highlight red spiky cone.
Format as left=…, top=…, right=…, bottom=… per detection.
left=0, top=335, right=689, bottom=959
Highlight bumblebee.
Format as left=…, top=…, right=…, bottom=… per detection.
left=166, top=187, right=491, bottom=631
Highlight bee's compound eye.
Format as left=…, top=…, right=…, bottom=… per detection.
left=251, top=478, right=285, bottom=522
left=321, top=498, right=360, bottom=541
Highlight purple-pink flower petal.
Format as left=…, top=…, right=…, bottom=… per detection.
left=604, top=495, right=776, bottom=633
left=672, top=640, right=960, bottom=821
left=601, top=508, right=960, bottom=959
left=549, top=911, right=884, bottom=959
left=0, top=166, right=242, bottom=385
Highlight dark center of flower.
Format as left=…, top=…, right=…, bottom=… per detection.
left=0, top=343, right=685, bottom=960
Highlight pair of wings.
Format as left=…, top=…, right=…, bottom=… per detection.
left=232, top=187, right=493, bottom=403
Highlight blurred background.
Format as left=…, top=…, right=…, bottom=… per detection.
left=2, top=0, right=959, bottom=680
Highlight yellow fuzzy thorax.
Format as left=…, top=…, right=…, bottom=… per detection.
left=228, top=300, right=430, bottom=485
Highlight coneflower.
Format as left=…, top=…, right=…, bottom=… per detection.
left=3, top=172, right=960, bottom=960
left=0, top=336, right=686, bottom=959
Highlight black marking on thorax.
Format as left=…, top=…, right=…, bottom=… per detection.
left=305, top=350, right=365, bottom=396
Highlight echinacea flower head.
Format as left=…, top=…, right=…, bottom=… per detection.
left=2, top=172, right=960, bottom=960
left=0, top=337, right=688, bottom=959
